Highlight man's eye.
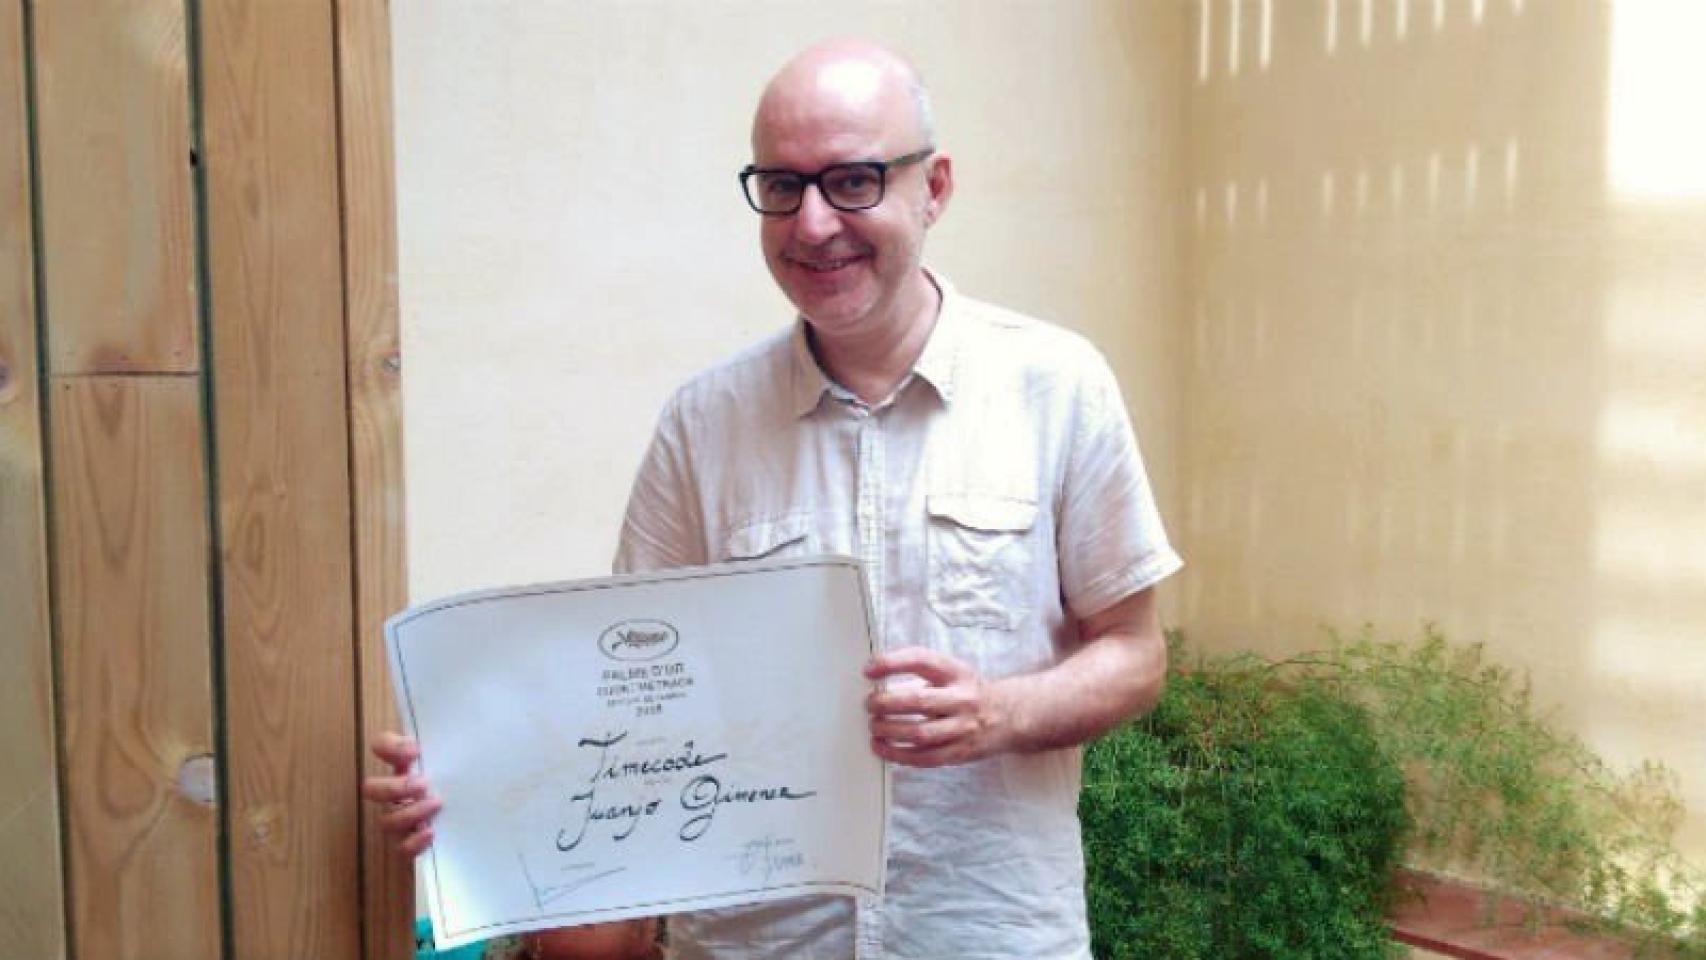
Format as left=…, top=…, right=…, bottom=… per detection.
left=762, top=176, right=803, bottom=198
left=829, top=171, right=876, bottom=193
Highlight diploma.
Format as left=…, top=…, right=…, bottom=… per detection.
left=386, top=555, right=887, bottom=949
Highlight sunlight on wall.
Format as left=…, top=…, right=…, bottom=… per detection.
left=1181, top=0, right=1706, bottom=862
left=1608, top=1, right=1706, bottom=200
left=1200, top=0, right=1274, bottom=81
left=1592, top=0, right=1706, bottom=716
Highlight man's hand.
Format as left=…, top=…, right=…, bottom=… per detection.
left=865, top=588, right=1166, bottom=769
left=361, top=732, right=442, bottom=857
left=362, top=734, right=661, bottom=957
left=864, top=648, right=1017, bottom=767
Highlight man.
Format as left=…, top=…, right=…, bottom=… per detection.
left=368, top=39, right=1180, bottom=959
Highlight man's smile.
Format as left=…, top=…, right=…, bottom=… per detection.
left=786, top=252, right=868, bottom=274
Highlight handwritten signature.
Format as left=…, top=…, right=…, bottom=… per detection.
left=678, top=775, right=816, bottom=842
left=731, top=835, right=806, bottom=884
left=519, top=854, right=627, bottom=910
left=553, top=730, right=817, bottom=851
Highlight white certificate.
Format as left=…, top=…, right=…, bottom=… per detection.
left=386, top=556, right=887, bottom=949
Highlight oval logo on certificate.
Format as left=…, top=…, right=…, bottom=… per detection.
left=598, top=619, right=680, bottom=661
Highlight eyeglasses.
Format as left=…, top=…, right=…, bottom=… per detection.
left=739, top=148, right=935, bottom=216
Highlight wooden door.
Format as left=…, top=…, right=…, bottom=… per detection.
left=0, top=1, right=410, bottom=957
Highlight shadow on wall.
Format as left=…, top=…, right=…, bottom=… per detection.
left=1177, top=0, right=1706, bottom=858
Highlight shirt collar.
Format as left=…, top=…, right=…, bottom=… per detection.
left=788, top=321, right=836, bottom=417
left=911, top=269, right=961, bottom=407
left=786, top=268, right=963, bottom=418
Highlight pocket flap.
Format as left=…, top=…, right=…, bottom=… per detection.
left=722, top=513, right=812, bottom=560
left=926, top=494, right=1038, bottom=533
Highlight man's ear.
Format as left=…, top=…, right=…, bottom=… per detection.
left=923, top=152, right=954, bottom=227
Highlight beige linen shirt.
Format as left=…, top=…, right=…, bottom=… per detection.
left=614, top=273, right=1182, bottom=960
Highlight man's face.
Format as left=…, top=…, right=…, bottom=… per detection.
left=750, top=62, right=943, bottom=339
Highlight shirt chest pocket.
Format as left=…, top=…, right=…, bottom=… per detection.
left=721, top=512, right=813, bottom=562
left=925, top=493, right=1037, bottom=631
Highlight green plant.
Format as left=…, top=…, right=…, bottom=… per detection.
left=1082, top=627, right=1706, bottom=959
left=1081, top=648, right=1409, bottom=959
left=1288, top=625, right=1706, bottom=957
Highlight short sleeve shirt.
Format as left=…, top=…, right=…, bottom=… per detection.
left=614, top=272, right=1182, bottom=960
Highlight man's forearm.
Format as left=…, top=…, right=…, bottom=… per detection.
left=990, top=587, right=1166, bottom=754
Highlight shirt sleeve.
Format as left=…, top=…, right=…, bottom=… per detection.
left=1054, top=347, right=1183, bottom=618
left=613, top=393, right=708, bottom=576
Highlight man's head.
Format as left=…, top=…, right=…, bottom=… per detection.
left=748, top=40, right=953, bottom=341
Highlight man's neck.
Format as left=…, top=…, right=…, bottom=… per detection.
left=809, top=272, right=942, bottom=406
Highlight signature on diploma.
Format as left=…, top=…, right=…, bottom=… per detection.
left=554, top=730, right=818, bottom=851
left=731, top=835, right=806, bottom=884
left=519, top=856, right=628, bottom=910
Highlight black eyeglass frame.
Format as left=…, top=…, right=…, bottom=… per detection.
left=738, top=147, right=936, bottom=216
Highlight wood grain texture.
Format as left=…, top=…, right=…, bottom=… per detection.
left=50, top=376, right=219, bottom=960
left=35, top=0, right=196, bottom=374
left=334, top=1, right=414, bottom=957
left=201, top=0, right=363, bottom=956
left=0, top=3, right=67, bottom=956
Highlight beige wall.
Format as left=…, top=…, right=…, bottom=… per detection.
left=394, top=1, right=1186, bottom=604
left=1179, top=0, right=1706, bottom=861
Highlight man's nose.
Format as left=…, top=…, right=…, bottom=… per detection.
left=792, top=184, right=842, bottom=243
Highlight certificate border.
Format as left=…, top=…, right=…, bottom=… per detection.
left=386, top=554, right=888, bottom=942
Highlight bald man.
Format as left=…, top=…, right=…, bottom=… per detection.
left=369, top=40, right=1180, bottom=959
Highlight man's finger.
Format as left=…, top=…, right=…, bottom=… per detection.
left=371, top=732, right=420, bottom=775
left=361, top=774, right=426, bottom=806
left=379, top=793, right=443, bottom=835
left=399, top=825, right=435, bottom=858
left=865, top=683, right=967, bottom=719
left=864, top=646, right=964, bottom=685
left=870, top=716, right=972, bottom=749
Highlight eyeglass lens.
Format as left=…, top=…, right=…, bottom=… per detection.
left=750, top=163, right=884, bottom=213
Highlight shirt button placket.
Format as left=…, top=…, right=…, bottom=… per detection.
left=852, top=405, right=888, bottom=960
left=854, top=408, right=886, bottom=651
